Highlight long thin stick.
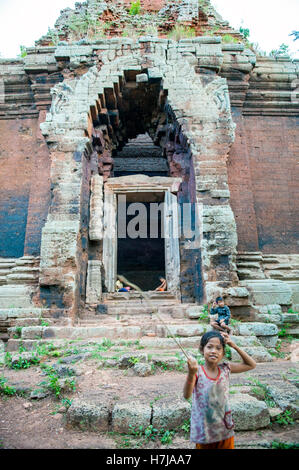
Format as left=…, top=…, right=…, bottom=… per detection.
left=117, top=274, right=190, bottom=360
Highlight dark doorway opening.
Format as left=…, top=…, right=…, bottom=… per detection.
left=117, top=192, right=165, bottom=291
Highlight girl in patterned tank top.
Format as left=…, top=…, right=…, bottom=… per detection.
left=183, top=331, right=256, bottom=449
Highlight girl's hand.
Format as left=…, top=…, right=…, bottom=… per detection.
left=187, top=356, right=199, bottom=376
left=221, top=332, right=236, bottom=348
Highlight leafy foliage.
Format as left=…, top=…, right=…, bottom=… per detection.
left=18, top=46, right=27, bottom=58
left=239, top=26, right=250, bottom=39
left=128, top=424, right=175, bottom=445
left=5, top=351, right=39, bottom=370
left=222, top=34, right=239, bottom=44
left=290, top=31, right=299, bottom=41
left=270, top=43, right=290, bottom=58
left=0, top=376, right=17, bottom=396
left=129, top=0, right=141, bottom=16
left=271, top=440, right=299, bottom=449
left=275, top=410, right=294, bottom=426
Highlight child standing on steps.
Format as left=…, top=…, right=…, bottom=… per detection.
left=183, top=331, right=256, bottom=449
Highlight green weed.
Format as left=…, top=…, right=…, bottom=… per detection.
left=4, top=351, right=39, bottom=370
left=160, top=429, right=175, bottom=444
left=18, top=46, right=27, bottom=58
left=278, top=324, right=291, bottom=338
left=39, top=365, right=76, bottom=399
left=222, top=34, right=239, bottom=44
left=248, top=378, right=275, bottom=408
left=13, top=326, right=23, bottom=339
left=128, top=424, right=175, bottom=445
left=128, top=357, right=141, bottom=366
left=197, top=304, right=209, bottom=322
left=129, top=0, right=141, bottom=16
left=225, top=345, right=232, bottom=360
left=0, top=376, right=17, bottom=396
left=275, top=410, right=294, bottom=426
left=181, top=419, right=190, bottom=436
left=271, top=440, right=299, bottom=449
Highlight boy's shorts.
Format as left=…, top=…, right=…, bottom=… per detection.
left=215, top=318, right=229, bottom=326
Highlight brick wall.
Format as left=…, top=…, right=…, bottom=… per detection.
left=0, top=115, right=51, bottom=258
left=228, top=110, right=299, bottom=254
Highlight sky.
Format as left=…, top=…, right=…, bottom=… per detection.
left=0, top=0, right=298, bottom=59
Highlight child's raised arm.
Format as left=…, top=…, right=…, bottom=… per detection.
left=183, top=357, right=198, bottom=399
left=221, top=333, right=256, bottom=374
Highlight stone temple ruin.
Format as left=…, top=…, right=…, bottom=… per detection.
left=0, top=0, right=298, bottom=357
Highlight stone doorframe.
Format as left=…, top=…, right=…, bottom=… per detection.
left=102, top=175, right=182, bottom=297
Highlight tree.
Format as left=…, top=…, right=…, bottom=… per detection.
left=239, top=26, right=250, bottom=39
left=290, top=30, right=299, bottom=41
left=270, top=43, right=290, bottom=58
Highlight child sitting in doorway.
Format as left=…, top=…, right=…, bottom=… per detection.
left=210, top=296, right=232, bottom=334
left=155, top=277, right=167, bottom=292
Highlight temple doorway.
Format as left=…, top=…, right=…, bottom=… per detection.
left=117, top=192, right=165, bottom=291
left=102, top=175, right=181, bottom=297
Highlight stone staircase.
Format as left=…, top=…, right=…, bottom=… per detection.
left=85, top=291, right=183, bottom=318
left=0, top=256, right=40, bottom=286
left=0, top=256, right=42, bottom=340
left=1, top=297, right=283, bottom=363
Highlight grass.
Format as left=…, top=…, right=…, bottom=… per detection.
left=271, top=440, right=299, bottom=449
left=287, top=308, right=298, bottom=314
left=0, top=376, right=17, bottom=396
left=197, top=304, right=209, bottom=322
left=269, top=339, right=286, bottom=359
left=127, top=356, right=141, bottom=366
left=278, top=324, right=292, bottom=338
left=248, top=378, right=276, bottom=408
left=38, top=364, right=76, bottom=399
left=167, top=25, right=196, bottom=41
left=275, top=410, right=294, bottom=426
left=128, top=424, right=176, bottom=445
left=181, top=419, right=190, bottom=436
left=221, top=34, right=240, bottom=44
left=4, top=351, right=40, bottom=370
left=129, top=0, right=141, bottom=16
left=225, top=345, right=232, bottom=360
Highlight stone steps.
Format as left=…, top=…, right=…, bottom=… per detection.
left=102, top=291, right=179, bottom=302
left=3, top=319, right=278, bottom=363
left=88, top=304, right=187, bottom=317
left=0, top=257, right=40, bottom=286
left=0, top=284, right=37, bottom=308
left=0, top=308, right=64, bottom=341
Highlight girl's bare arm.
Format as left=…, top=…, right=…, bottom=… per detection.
left=183, top=357, right=198, bottom=399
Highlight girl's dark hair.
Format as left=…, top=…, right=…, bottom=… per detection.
left=200, top=331, right=225, bottom=352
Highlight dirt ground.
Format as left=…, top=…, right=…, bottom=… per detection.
left=0, top=339, right=298, bottom=450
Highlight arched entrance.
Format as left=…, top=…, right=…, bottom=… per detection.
left=39, top=46, right=238, bottom=319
